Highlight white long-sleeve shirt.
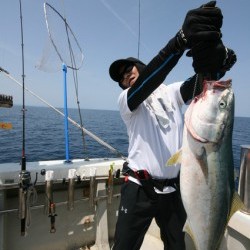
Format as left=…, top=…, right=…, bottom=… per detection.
left=118, top=82, right=184, bottom=182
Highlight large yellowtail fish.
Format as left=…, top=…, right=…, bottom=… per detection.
left=168, top=79, right=244, bottom=250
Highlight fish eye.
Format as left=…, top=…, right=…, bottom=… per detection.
left=219, top=99, right=227, bottom=109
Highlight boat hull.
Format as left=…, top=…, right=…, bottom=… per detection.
left=0, top=158, right=249, bottom=250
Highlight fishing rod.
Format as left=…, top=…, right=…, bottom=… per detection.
left=19, top=0, right=26, bottom=171
left=18, top=0, right=29, bottom=236
left=0, top=68, right=126, bottom=160
left=18, top=0, right=37, bottom=236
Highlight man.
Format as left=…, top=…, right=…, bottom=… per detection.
left=109, top=2, right=236, bottom=250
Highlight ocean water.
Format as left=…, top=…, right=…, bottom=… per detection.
left=0, top=105, right=250, bottom=174
left=0, top=105, right=128, bottom=163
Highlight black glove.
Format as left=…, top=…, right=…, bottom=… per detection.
left=176, top=1, right=223, bottom=50
left=186, top=40, right=236, bottom=74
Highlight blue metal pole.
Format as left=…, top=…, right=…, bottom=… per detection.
left=62, top=63, right=70, bottom=163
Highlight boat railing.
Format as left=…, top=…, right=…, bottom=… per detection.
left=238, top=145, right=250, bottom=214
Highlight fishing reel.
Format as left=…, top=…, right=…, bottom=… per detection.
left=19, top=170, right=38, bottom=190
left=19, top=170, right=31, bottom=188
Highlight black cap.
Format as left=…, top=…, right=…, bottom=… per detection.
left=109, top=57, right=145, bottom=83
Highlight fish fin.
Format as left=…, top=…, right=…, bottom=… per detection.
left=165, top=150, right=182, bottom=167
left=183, top=221, right=198, bottom=250
left=227, top=192, right=246, bottom=222
left=195, top=147, right=208, bottom=178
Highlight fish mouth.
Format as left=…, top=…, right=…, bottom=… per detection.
left=209, top=79, right=232, bottom=88
left=202, top=79, right=232, bottom=94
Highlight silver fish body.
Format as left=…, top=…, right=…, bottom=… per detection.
left=180, top=79, right=235, bottom=250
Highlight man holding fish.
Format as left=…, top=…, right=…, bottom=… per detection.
left=109, top=1, right=237, bottom=249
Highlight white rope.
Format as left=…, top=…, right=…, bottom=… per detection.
left=1, top=69, right=126, bottom=159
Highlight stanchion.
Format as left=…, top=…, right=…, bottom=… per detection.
left=238, top=145, right=250, bottom=214
left=89, top=168, right=96, bottom=207
left=44, top=170, right=57, bottom=233
left=67, top=169, right=76, bottom=211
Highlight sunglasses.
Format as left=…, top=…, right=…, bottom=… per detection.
left=119, top=64, right=134, bottom=83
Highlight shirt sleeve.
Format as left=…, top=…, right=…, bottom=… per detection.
left=127, top=38, right=184, bottom=111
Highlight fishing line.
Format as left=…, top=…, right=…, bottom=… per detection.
left=192, top=74, right=204, bottom=100
left=137, top=0, right=141, bottom=59
left=99, top=0, right=138, bottom=39
left=99, top=0, right=150, bottom=56
left=0, top=68, right=125, bottom=160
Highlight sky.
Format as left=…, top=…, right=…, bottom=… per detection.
left=0, top=0, right=249, bottom=117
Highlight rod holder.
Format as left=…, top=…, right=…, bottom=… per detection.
left=107, top=165, right=114, bottom=204
left=44, top=170, right=54, bottom=215
left=67, top=169, right=76, bottom=211
left=89, top=168, right=96, bottom=207
left=44, top=170, right=57, bottom=233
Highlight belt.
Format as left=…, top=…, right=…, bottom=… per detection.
left=152, top=177, right=179, bottom=191
left=122, top=162, right=180, bottom=192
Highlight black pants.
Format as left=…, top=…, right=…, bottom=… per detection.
left=112, top=180, right=186, bottom=250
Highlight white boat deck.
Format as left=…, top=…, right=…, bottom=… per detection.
left=141, top=233, right=163, bottom=250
